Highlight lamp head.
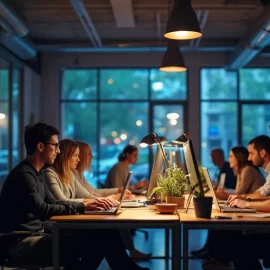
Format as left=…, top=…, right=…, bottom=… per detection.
left=171, top=133, right=189, bottom=145
left=164, top=0, right=202, bottom=40
left=140, top=132, right=160, bottom=147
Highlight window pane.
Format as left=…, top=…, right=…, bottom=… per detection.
left=242, top=104, right=270, bottom=146
left=100, top=69, right=148, bottom=99
left=153, top=105, right=184, bottom=141
left=12, top=70, right=19, bottom=167
left=201, top=69, right=237, bottom=100
left=0, top=69, right=8, bottom=100
left=150, top=69, right=187, bottom=100
left=99, top=102, right=148, bottom=185
left=62, top=69, right=97, bottom=100
left=61, top=102, right=97, bottom=185
left=0, top=101, right=9, bottom=183
left=201, top=102, right=237, bottom=179
left=240, top=68, right=270, bottom=100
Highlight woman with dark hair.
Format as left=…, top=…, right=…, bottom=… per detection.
left=104, top=144, right=148, bottom=191
left=216, top=146, right=265, bottom=200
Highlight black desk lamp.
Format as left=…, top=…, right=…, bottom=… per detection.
left=140, top=132, right=170, bottom=168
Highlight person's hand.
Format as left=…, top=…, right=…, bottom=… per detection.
left=229, top=199, right=248, bottom=209
left=118, top=187, right=132, bottom=197
left=135, top=179, right=148, bottom=189
left=215, top=188, right=229, bottom=200
left=83, top=199, right=95, bottom=204
left=226, top=194, right=245, bottom=204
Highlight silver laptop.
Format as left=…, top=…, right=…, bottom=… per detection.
left=85, top=171, right=132, bottom=215
left=202, top=167, right=257, bottom=213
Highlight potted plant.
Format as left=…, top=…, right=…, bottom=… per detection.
left=191, top=170, right=212, bottom=218
left=151, top=163, right=190, bottom=208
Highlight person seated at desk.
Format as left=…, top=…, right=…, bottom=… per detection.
left=200, top=146, right=265, bottom=269
left=73, top=140, right=129, bottom=198
left=44, top=139, right=126, bottom=203
left=226, top=135, right=270, bottom=270
left=104, top=144, right=148, bottom=192
left=211, top=148, right=237, bottom=190
left=104, top=144, right=151, bottom=260
left=0, top=122, right=149, bottom=270
left=216, top=146, right=265, bottom=200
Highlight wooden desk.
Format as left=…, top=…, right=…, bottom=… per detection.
left=179, top=210, right=270, bottom=270
left=51, top=206, right=181, bottom=270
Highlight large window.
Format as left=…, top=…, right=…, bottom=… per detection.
left=0, top=66, right=22, bottom=185
left=61, top=69, right=187, bottom=187
left=201, top=68, right=270, bottom=178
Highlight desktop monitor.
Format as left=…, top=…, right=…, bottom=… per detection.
left=146, top=145, right=165, bottom=198
left=182, top=140, right=203, bottom=195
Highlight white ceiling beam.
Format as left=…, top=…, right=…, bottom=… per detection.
left=110, top=0, right=135, bottom=28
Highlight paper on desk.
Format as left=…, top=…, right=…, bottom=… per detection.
left=245, top=213, right=270, bottom=218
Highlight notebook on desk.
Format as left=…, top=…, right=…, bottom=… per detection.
left=85, top=172, right=132, bottom=215
left=202, top=167, right=257, bottom=213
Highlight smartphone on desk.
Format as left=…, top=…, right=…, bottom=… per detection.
left=215, top=215, right=232, bottom=219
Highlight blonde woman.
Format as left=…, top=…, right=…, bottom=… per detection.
left=44, top=139, right=119, bottom=206
left=74, top=140, right=130, bottom=198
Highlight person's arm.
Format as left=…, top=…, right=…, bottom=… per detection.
left=44, top=169, right=86, bottom=203
left=257, top=173, right=270, bottom=197
left=73, top=173, right=97, bottom=199
left=21, top=172, right=85, bottom=220
left=229, top=197, right=270, bottom=212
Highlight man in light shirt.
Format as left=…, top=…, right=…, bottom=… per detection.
left=227, top=135, right=270, bottom=270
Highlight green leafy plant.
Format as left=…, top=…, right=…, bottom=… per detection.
left=191, top=182, right=210, bottom=198
left=151, top=162, right=190, bottom=197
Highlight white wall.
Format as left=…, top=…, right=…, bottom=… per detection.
left=39, top=51, right=270, bottom=155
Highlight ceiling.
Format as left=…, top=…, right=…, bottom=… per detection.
left=1, top=0, right=270, bottom=69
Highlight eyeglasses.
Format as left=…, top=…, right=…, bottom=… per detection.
left=45, top=142, right=60, bottom=149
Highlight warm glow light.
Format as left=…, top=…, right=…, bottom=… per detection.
left=140, top=143, right=148, bottom=148
left=129, top=140, right=136, bottom=145
left=159, top=66, right=187, bottom=72
left=167, top=113, right=179, bottom=120
left=0, top=113, right=6, bottom=120
left=120, top=133, right=127, bottom=140
left=136, top=120, right=142, bottom=126
left=133, top=83, right=139, bottom=89
left=108, top=78, right=114, bottom=84
left=170, top=119, right=177, bottom=125
left=164, top=31, right=202, bottom=40
left=114, top=138, right=121, bottom=144
left=111, top=131, right=118, bottom=137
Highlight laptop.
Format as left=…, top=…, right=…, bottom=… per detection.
left=85, top=171, right=132, bottom=215
left=202, top=167, right=257, bottom=213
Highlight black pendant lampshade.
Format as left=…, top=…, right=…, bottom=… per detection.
left=164, top=0, right=202, bottom=40
left=159, top=40, right=187, bottom=72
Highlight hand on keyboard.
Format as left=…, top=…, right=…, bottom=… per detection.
left=228, top=198, right=248, bottom=209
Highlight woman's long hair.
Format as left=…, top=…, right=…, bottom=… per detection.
left=118, top=144, right=138, bottom=161
left=231, top=146, right=258, bottom=174
left=53, top=139, right=78, bottom=185
left=76, top=141, right=91, bottom=182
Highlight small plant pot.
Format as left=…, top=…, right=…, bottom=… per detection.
left=193, top=197, right=213, bottom=219
left=167, top=196, right=185, bottom=208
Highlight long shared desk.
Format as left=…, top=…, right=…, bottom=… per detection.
left=51, top=205, right=270, bottom=270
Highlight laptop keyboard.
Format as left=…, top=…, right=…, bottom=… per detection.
left=96, top=207, right=116, bottom=213
left=221, top=206, right=256, bottom=213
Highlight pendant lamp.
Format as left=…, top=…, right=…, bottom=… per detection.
left=164, top=0, right=202, bottom=40
left=159, top=40, right=187, bottom=72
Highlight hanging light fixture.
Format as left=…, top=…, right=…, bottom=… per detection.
left=164, top=0, right=202, bottom=40
left=159, top=40, right=187, bottom=72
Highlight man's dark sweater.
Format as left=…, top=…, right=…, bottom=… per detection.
left=0, top=159, right=85, bottom=234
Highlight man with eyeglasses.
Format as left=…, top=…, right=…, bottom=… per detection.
left=0, top=122, right=149, bottom=270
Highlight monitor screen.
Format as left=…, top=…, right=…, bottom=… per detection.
left=146, top=145, right=165, bottom=198
left=183, top=140, right=203, bottom=193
